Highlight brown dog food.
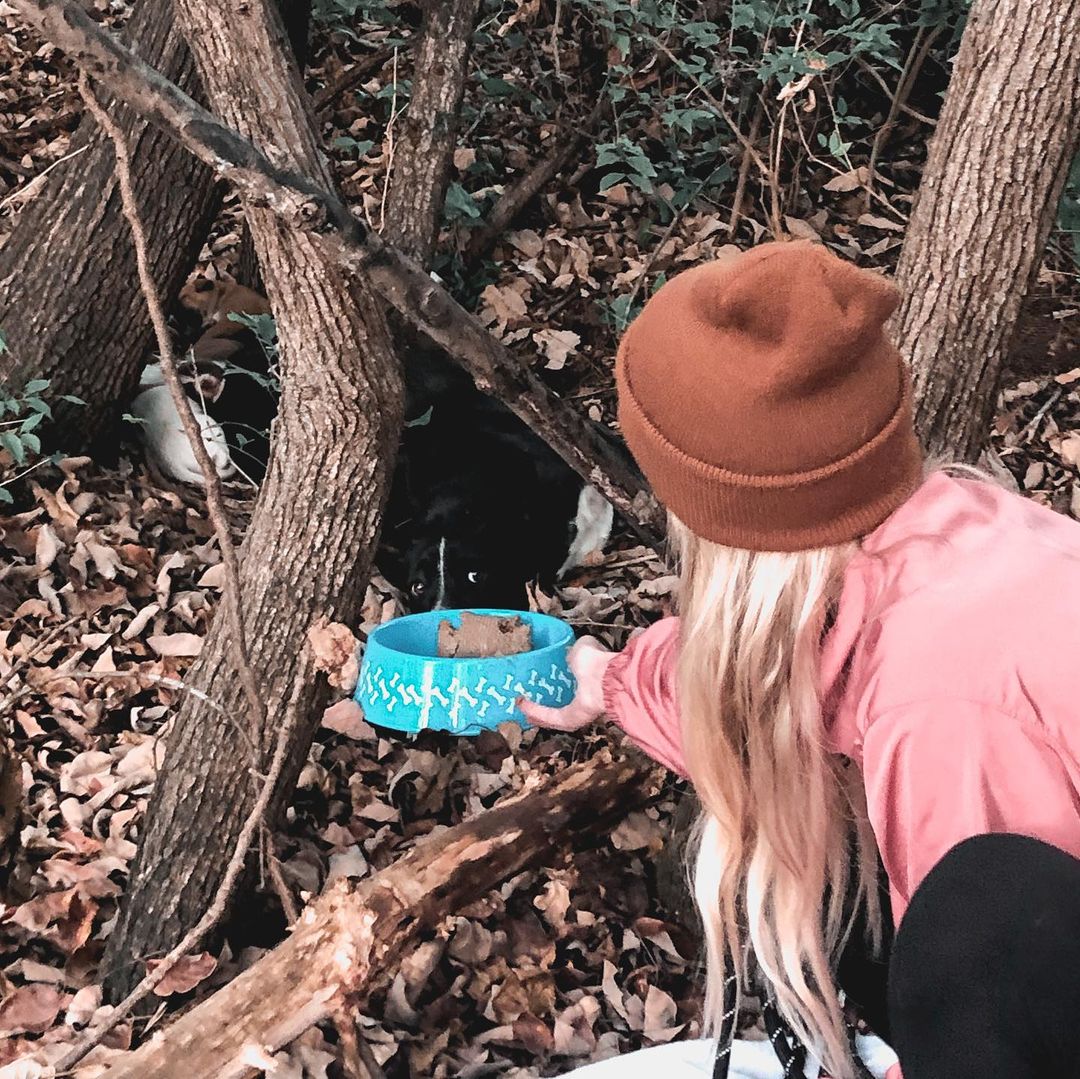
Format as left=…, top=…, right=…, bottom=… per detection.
left=437, top=612, right=533, bottom=658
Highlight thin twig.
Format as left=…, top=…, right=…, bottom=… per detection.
left=377, top=48, right=400, bottom=234
left=550, top=0, right=562, bottom=81
left=729, top=101, right=763, bottom=233
left=50, top=680, right=301, bottom=1074
left=356, top=1025, right=389, bottom=1079
left=45, top=79, right=294, bottom=1075
left=854, top=56, right=937, bottom=127
left=0, top=142, right=89, bottom=212
left=867, top=24, right=943, bottom=192
left=77, top=76, right=266, bottom=752
left=312, top=44, right=396, bottom=112
left=622, top=166, right=724, bottom=327
left=264, top=825, right=300, bottom=925
left=466, top=100, right=604, bottom=262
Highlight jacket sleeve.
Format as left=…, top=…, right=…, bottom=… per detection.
left=601, top=617, right=687, bottom=777
left=861, top=700, right=1080, bottom=924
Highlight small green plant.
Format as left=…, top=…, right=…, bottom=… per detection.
left=227, top=312, right=281, bottom=393
left=1058, top=152, right=1080, bottom=265
left=0, top=330, right=85, bottom=504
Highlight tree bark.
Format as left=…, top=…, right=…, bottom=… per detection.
left=0, top=0, right=219, bottom=446
left=104, top=754, right=657, bottom=1079
left=101, top=0, right=402, bottom=998
left=8, top=0, right=664, bottom=541
left=894, top=0, right=1080, bottom=462
left=383, top=0, right=482, bottom=265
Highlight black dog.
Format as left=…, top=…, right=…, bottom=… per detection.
left=381, top=347, right=621, bottom=611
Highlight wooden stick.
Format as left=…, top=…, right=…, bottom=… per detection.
left=10, top=0, right=664, bottom=543
left=312, top=44, right=395, bottom=112
left=466, top=102, right=603, bottom=263
left=97, top=753, right=657, bottom=1078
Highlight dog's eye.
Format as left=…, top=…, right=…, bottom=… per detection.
left=466, top=571, right=485, bottom=585
left=410, top=581, right=426, bottom=596
left=193, top=278, right=214, bottom=293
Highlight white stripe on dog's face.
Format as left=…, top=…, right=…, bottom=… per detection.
left=433, top=536, right=448, bottom=609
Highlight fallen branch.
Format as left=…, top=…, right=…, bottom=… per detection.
left=11, top=0, right=664, bottom=543
left=466, top=103, right=603, bottom=263
left=312, top=44, right=396, bottom=112
left=97, top=752, right=657, bottom=1079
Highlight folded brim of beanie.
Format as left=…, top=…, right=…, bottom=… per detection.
left=616, top=356, right=924, bottom=552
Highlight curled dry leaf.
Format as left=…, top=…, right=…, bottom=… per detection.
left=320, top=698, right=374, bottom=740
left=147, top=632, right=203, bottom=657
left=146, top=952, right=218, bottom=996
left=307, top=618, right=359, bottom=692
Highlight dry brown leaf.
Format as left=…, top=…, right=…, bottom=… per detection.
left=0, top=984, right=66, bottom=1037
left=307, top=618, right=359, bottom=691
left=147, top=952, right=218, bottom=996
left=856, top=212, right=904, bottom=232
left=321, top=699, right=374, bottom=740
left=642, top=984, right=681, bottom=1042
left=147, top=632, right=203, bottom=657
left=823, top=166, right=869, bottom=192
left=533, top=328, right=580, bottom=371
left=611, top=810, right=665, bottom=853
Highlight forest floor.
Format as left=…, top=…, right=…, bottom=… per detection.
left=2, top=2, right=1080, bottom=1077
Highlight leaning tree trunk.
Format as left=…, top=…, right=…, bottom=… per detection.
left=0, top=0, right=219, bottom=446
left=102, top=0, right=402, bottom=997
left=894, top=0, right=1080, bottom=462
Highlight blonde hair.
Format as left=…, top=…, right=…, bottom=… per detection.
left=672, top=517, right=882, bottom=1079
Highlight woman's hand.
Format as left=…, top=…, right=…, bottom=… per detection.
left=517, top=636, right=614, bottom=731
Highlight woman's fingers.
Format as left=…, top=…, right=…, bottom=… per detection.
left=517, top=635, right=616, bottom=731
left=517, top=696, right=592, bottom=731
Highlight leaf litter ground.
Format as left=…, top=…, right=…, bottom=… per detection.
left=2, top=2, right=1080, bottom=1074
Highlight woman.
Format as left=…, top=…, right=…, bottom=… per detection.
left=520, top=241, right=1080, bottom=1079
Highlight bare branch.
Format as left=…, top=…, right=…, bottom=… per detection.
left=10, top=0, right=663, bottom=542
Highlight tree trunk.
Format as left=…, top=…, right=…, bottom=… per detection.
left=102, top=754, right=657, bottom=1079
left=894, top=0, right=1080, bottom=462
left=102, top=0, right=402, bottom=998
left=383, top=0, right=482, bottom=266
left=0, top=0, right=219, bottom=447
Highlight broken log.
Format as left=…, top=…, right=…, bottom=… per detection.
left=102, top=752, right=658, bottom=1078
left=10, top=0, right=664, bottom=544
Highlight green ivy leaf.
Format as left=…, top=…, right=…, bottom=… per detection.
left=1, top=430, right=26, bottom=465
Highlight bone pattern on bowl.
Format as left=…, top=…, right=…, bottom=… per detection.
left=358, top=660, right=575, bottom=731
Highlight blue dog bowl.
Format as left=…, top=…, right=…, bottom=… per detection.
left=355, top=608, right=576, bottom=736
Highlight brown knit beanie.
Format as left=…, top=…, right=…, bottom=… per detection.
left=616, top=241, right=923, bottom=551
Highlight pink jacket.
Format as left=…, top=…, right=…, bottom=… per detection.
left=603, top=472, right=1080, bottom=923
